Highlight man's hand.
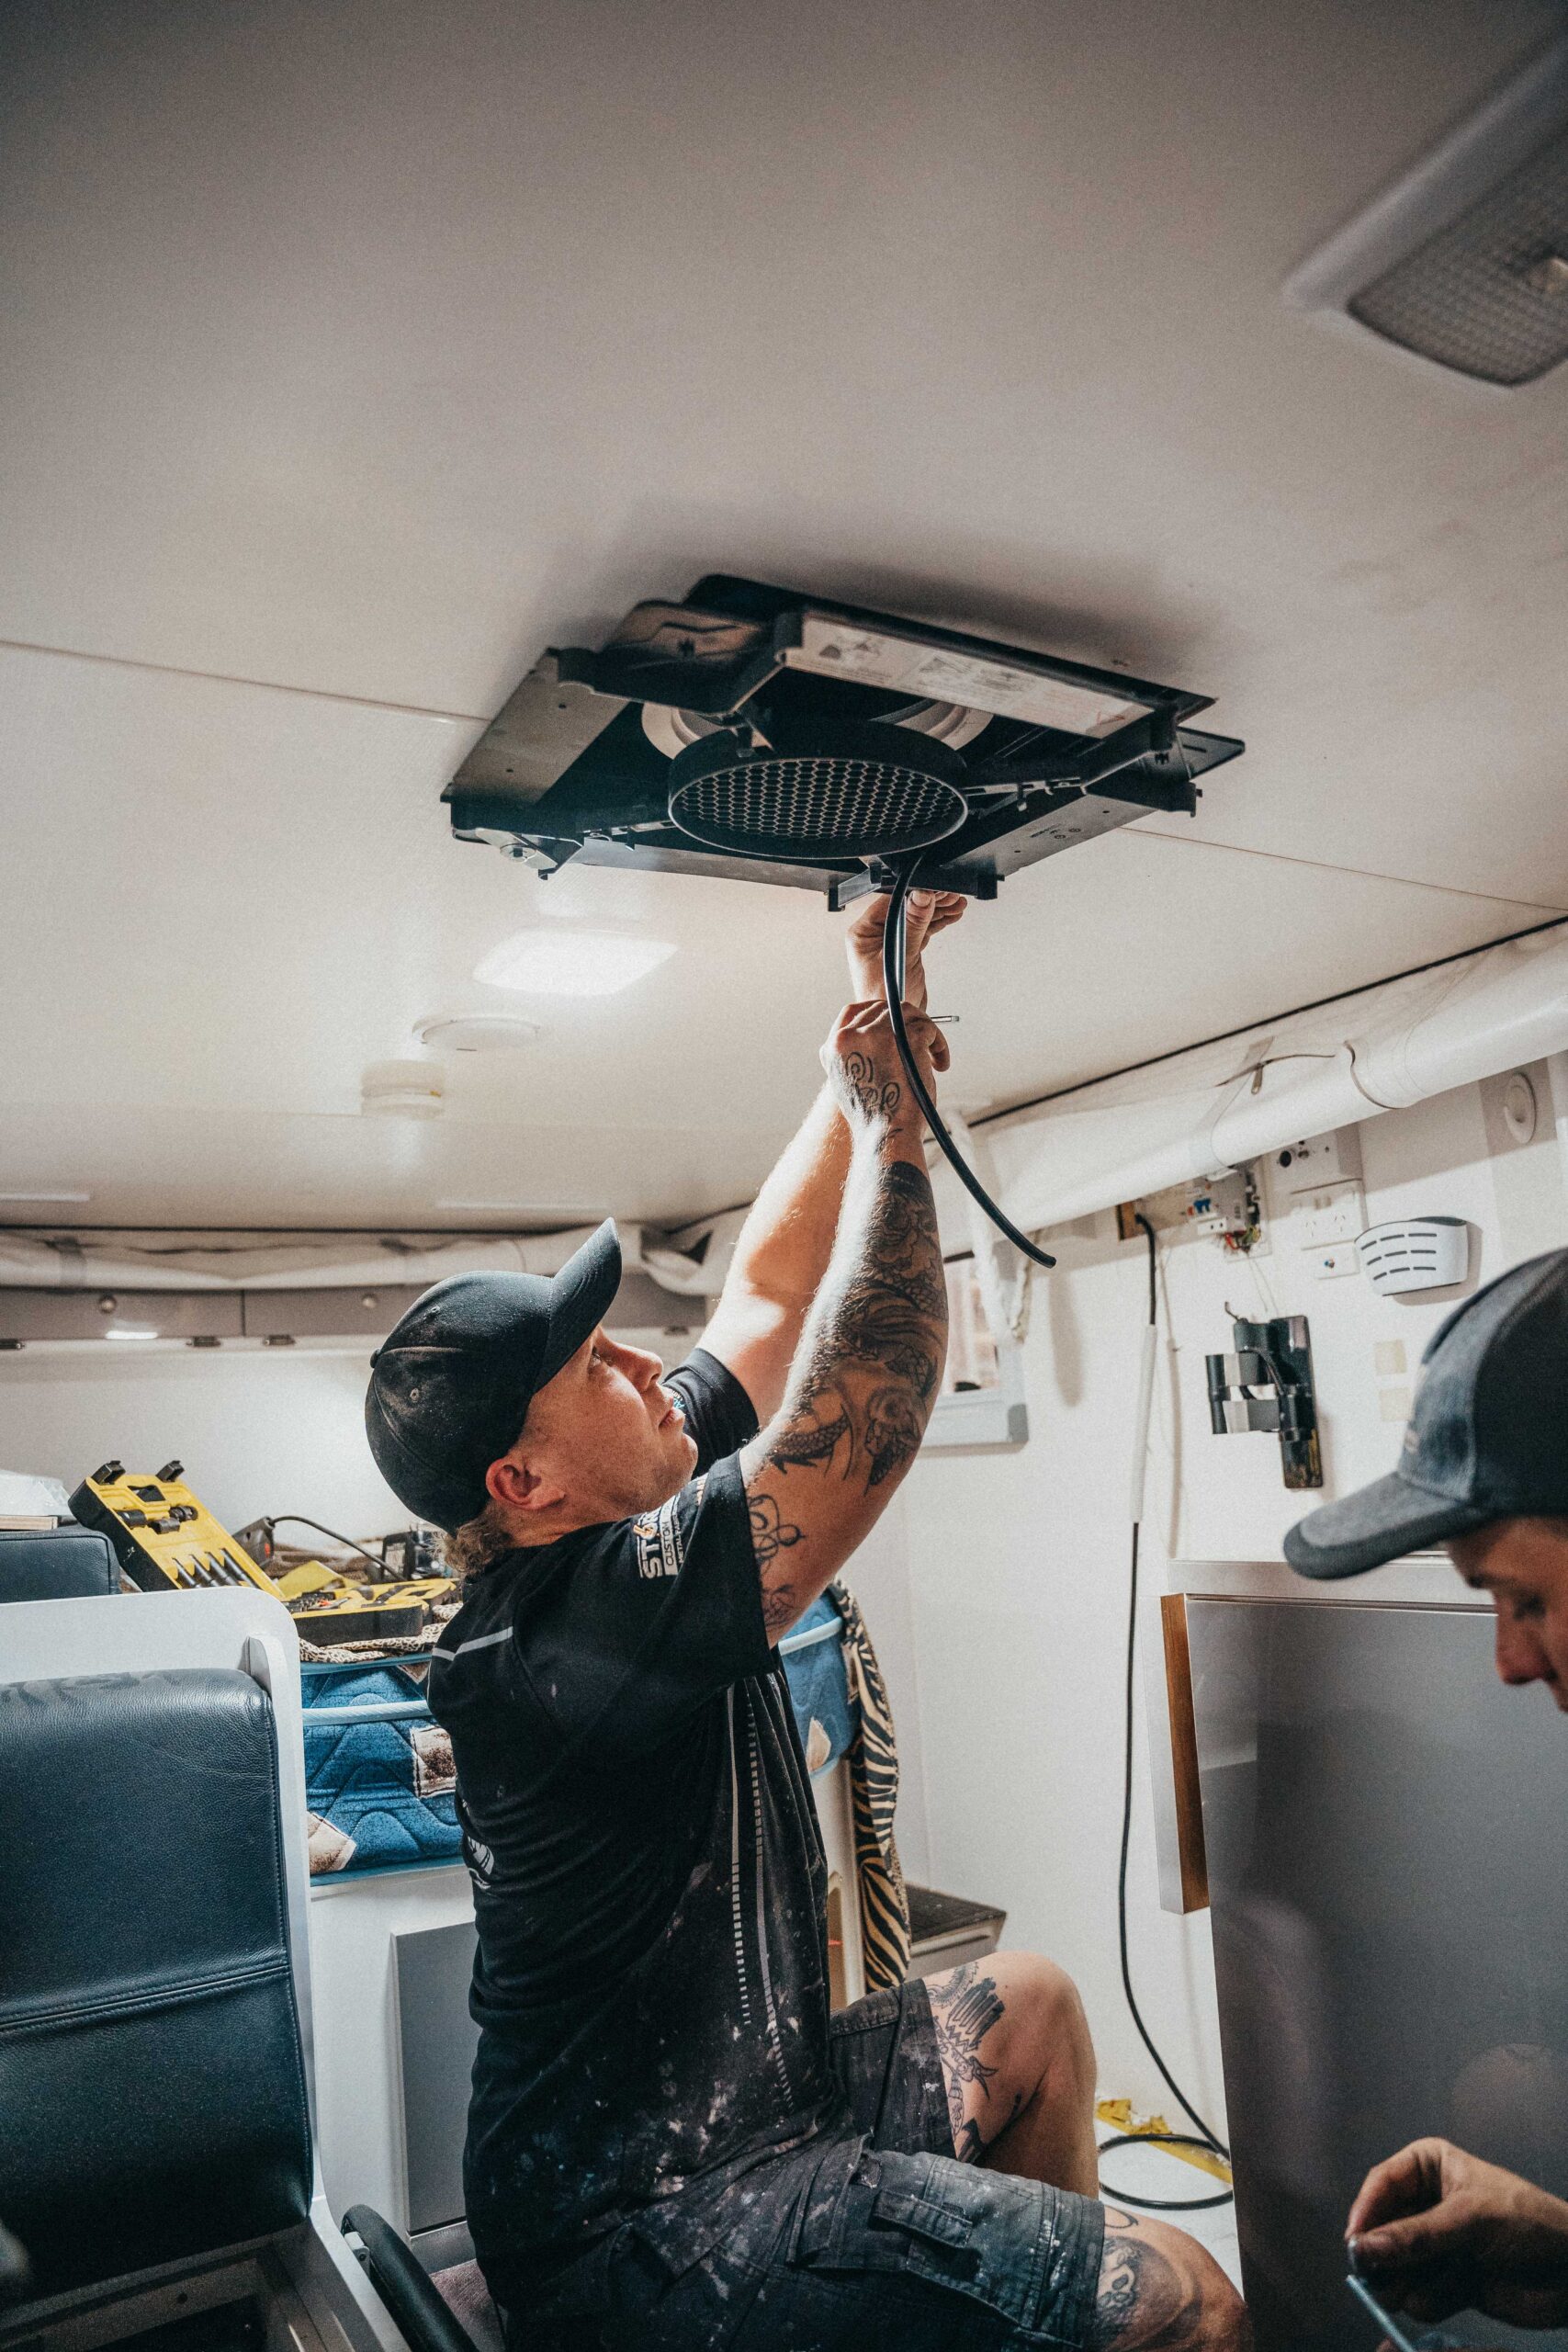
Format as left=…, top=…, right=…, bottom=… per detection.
left=820, top=999, right=949, bottom=1136
left=1348, top=2138, right=1568, bottom=2328
left=844, top=888, right=966, bottom=1011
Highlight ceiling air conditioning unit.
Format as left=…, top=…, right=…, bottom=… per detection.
left=443, top=576, right=1242, bottom=904
left=1284, top=33, right=1568, bottom=387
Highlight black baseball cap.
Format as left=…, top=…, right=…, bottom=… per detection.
left=365, top=1221, right=622, bottom=1532
left=1285, top=1247, right=1568, bottom=1579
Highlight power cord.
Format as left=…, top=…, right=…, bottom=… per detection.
left=879, top=860, right=1055, bottom=1270
left=266, top=1513, right=387, bottom=1571
left=874, top=860, right=1232, bottom=2210
left=1099, top=1213, right=1234, bottom=2212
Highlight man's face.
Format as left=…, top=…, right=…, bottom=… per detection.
left=1449, top=1518, right=1568, bottom=1709
left=503, top=1327, right=698, bottom=1528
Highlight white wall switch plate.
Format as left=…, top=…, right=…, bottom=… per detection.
left=1309, top=1239, right=1359, bottom=1279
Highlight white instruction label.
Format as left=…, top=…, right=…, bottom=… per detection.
left=786, top=615, right=1148, bottom=738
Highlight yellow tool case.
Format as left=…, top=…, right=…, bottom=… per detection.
left=68, top=1461, right=451, bottom=1643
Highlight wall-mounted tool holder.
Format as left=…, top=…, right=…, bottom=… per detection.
left=1205, top=1313, right=1322, bottom=1488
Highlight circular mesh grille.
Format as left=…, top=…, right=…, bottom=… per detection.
left=668, top=751, right=967, bottom=862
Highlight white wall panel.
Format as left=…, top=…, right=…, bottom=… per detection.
left=899, top=1069, right=1568, bottom=2120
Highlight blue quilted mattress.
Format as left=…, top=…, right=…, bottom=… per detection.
left=301, top=1596, right=859, bottom=1878
left=779, top=1592, right=859, bottom=1778
left=301, top=1663, right=459, bottom=1876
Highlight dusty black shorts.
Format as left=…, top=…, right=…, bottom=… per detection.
left=506, top=1978, right=1107, bottom=2351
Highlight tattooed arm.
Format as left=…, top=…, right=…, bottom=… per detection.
left=738, top=997, right=950, bottom=1641
left=700, top=890, right=964, bottom=1423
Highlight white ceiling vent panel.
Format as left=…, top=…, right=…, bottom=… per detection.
left=1286, top=34, right=1568, bottom=388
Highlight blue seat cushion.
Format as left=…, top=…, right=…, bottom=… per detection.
left=0, top=1668, right=310, bottom=2297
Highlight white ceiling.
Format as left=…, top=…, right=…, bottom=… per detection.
left=3, top=0, right=1566, bottom=1230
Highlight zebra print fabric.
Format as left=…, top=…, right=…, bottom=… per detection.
left=828, top=1578, right=911, bottom=1990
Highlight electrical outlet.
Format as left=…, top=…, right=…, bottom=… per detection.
left=1295, top=1179, right=1367, bottom=1249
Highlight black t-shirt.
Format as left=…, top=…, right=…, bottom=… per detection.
left=426, top=1350, right=841, bottom=2267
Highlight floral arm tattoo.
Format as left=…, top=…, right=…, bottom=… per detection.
left=744, top=1149, right=946, bottom=1635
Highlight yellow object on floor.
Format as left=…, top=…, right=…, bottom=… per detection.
left=1096, top=2098, right=1234, bottom=2186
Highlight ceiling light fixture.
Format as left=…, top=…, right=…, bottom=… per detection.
left=474, top=930, right=677, bottom=997
left=1284, top=32, right=1568, bottom=385
left=413, top=1013, right=543, bottom=1054
left=0, top=1190, right=92, bottom=1204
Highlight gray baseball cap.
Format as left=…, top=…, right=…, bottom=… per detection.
left=365, top=1221, right=622, bottom=1532
left=1285, top=1247, right=1568, bottom=1579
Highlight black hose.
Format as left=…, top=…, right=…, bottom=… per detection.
left=878, top=860, right=1055, bottom=1270
left=1100, top=1212, right=1234, bottom=2213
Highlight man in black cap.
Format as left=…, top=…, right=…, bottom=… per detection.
left=366, top=893, right=1246, bottom=2352
left=1285, top=1246, right=1568, bottom=2340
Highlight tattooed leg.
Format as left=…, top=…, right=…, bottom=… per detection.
left=929, top=1962, right=1010, bottom=2161
left=929, top=1951, right=1100, bottom=2195
left=1094, top=2210, right=1250, bottom=2351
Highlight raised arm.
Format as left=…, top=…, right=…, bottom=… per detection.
left=739, top=998, right=950, bottom=1640
left=698, top=888, right=964, bottom=1420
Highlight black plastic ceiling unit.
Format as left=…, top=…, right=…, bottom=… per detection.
left=442, top=575, right=1244, bottom=905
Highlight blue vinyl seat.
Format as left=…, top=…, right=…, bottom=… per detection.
left=0, top=1666, right=311, bottom=2300
left=0, top=1526, right=121, bottom=1603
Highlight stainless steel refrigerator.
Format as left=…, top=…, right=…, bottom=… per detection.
left=1178, top=1579, right=1568, bottom=2352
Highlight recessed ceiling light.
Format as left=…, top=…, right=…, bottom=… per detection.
left=474, top=930, right=677, bottom=997
left=413, top=1013, right=543, bottom=1054
left=105, top=1326, right=160, bottom=1341
left=0, top=1189, right=92, bottom=1204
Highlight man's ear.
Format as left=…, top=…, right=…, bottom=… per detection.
left=486, top=1446, right=566, bottom=1516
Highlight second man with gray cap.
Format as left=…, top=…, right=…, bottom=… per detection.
left=1286, top=1246, right=1568, bottom=2341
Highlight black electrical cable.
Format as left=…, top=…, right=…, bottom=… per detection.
left=268, top=1513, right=386, bottom=1570
left=879, top=860, right=1055, bottom=1271
left=1099, top=1212, right=1234, bottom=2213
left=874, top=862, right=1230, bottom=2210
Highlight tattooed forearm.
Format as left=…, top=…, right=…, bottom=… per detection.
left=763, top=1158, right=946, bottom=1489
left=743, top=1135, right=947, bottom=1636
left=840, top=1050, right=902, bottom=1125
